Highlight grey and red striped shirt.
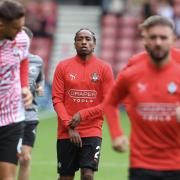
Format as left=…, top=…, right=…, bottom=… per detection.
left=0, top=30, right=30, bottom=126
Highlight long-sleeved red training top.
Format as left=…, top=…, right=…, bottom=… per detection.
left=52, top=54, right=114, bottom=139
left=104, top=54, right=180, bottom=170
left=126, top=47, right=180, bottom=69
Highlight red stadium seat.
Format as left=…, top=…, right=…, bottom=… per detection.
left=100, top=49, right=115, bottom=64
left=101, top=37, right=116, bottom=49
left=115, top=50, right=133, bottom=63
left=31, top=38, right=52, bottom=80
left=134, top=38, right=145, bottom=53
left=101, top=26, right=117, bottom=38
left=173, top=0, right=180, bottom=5
left=116, top=38, right=134, bottom=50
left=117, top=26, right=137, bottom=38
left=118, top=16, right=138, bottom=27
left=173, top=4, right=180, bottom=16
left=102, top=14, right=118, bottom=27
left=25, top=1, right=39, bottom=14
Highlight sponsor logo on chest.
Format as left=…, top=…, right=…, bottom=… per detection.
left=68, top=89, right=97, bottom=103
left=13, top=46, right=23, bottom=59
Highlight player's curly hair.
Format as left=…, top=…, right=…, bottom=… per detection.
left=74, top=28, right=96, bottom=43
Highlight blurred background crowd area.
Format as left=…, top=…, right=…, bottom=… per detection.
left=20, top=0, right=180, bottom=111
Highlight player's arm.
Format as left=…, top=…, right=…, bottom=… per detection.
left=36, top=59, right=45, bottom=96
left=104, top=71, right=129, bottom=152
left=68, top=64, right=114, bottom=128
left=176, top=104, right=180, bottom=122
left=68, top=128, right=82, bottom=147
left=20, top=31, right=32, bottom=108
left=123, top=51, right=146, bottom=70
left=52, top=65, right=82, bottom=145
left=20, top=58, right=32, bottom=108
left=52, top=63, right=71, bottom=129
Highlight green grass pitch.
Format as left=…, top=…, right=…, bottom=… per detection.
left=29, top=111, right=130, bottom=180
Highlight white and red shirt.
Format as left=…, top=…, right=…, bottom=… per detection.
left=0, top=31, right=30, bottom=126
left=52, top=54, right=114, bottom=139
left=105, top=54, right=180, bottom=170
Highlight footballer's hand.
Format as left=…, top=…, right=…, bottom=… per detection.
left=176, top=105, right=180, bottom=122
left=36, top=84, right=44, bottom=96
left=68, top=112, right=81, bottom=128
left=112, top=135, right=129, bottom=152
left=68, top=128, right=82, bottom=147
left=22, top=87, right=32, bottom=108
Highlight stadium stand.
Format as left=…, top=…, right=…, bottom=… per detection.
left=24, top=0, right=57, bottom=81
left=24, top=0, right=180, bottom=109
left=48, top=5, right=101, bottom=82
left=100, top=14, right=141, bottom=77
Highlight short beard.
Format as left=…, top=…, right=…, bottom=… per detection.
left=145, top=46, right=169, bottom=64
left=149, top=51, right=169, bottom=63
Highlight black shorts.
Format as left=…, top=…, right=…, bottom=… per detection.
left=57, top=137, right=102, bottom=176
left=129, top=168, right=180, bottom=180
left=0, top=121, right=25, bottom=165
left=22, top=121, right=39, bottom=147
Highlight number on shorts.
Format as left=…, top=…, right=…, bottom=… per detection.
left=94, top=146, right=100, bottom=159
left=17, top=138, right=23, bottom=154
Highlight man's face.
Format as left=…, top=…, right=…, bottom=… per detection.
left=144, top=25, right=175, bottom=63
left=74, top=30, right=96, bottom=57
left=2, top=16, right=25, bottom=40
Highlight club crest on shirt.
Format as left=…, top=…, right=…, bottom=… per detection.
left=29, top=66, right=37, bottom=74
left=91, top=72, right=99, bottom=83
left=13, top=46, right=21, bottom=57
left=167, top=82, right=177, bottom=94
left=137, top=82, right=147, bottom=92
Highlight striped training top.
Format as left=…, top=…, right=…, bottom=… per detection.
left=0, top=30, right=30, bottom=126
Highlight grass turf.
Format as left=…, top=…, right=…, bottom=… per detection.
left=30, top=111, right=130, bottom=180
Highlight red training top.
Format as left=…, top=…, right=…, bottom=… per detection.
left=52, top=54, right=114, bottom=139
left=105, top=54, right=180, bottom=170
left=126, top=47, right=180, bottom=69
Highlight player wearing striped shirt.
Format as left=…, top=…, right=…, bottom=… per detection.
left=0, top=1, right=32, bottom=180
left=104, top=15, right=180, bottom=180
left=17, top=27, right=44, bottom=180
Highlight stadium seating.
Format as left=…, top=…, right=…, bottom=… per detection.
left=31, top=37, right=52, bottom=81
left=100, top=14, right=141, bottom=76
left=101, top=14, right=119, bottom=27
